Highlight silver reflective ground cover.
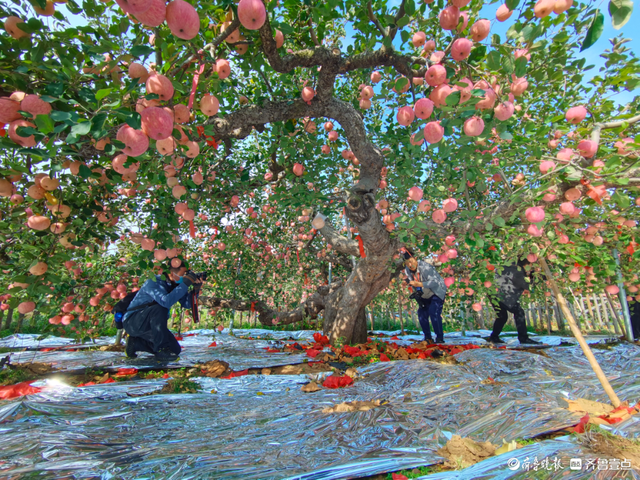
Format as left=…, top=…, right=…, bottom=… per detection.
left=0, top=329, right=639, bottom=479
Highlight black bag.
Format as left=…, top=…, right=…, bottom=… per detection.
left=112, top=291, right=138, bottom=314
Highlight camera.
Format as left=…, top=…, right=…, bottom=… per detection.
left=409, top=290, right=428, bottom=309
left=187, top=270, right=208, bottom=281
left=409, top=291, right=423, bottom=302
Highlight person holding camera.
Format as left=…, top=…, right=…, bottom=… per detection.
left=486, top=258, right=541, bottom=345
left=402, top=249, right=447, bottom=344
left=123, top=259, right=204, bottom=360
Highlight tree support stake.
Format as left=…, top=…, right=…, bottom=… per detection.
left=539, top=257, right=621, bottom=408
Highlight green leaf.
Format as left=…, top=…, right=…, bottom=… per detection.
left=96, top=88, right=112, bottom=101
left=131, top=45, right=155, bottom=58
left=404, top=0, right=416, bottom=15
left=90, top=112, right=108, bottom=137
left=396, top=16, right=410, bottom=28
left=395, top=77, right=409, bottom=92
left=609, top=0, right=633, bottom=29
left=78, top=164, right=92, bottom=179
left=514, top=56, right=528, bottom=77
left=69, top=121, right=91, bottom=137
left=51, top=111, right=72, bottom=122
left=580, top=10, right=604, bottom=52
left=499, top=131, right=513, bottom=141
left=487, top=51, right=501, bottom=71
left=502, top=55, right=515, bottom=74
left=494, top=217, right=506, bottom=228
left=612, top=190, right=630, bottom=209
left=506, top=0, right=520, bottom=10
left=564, top=166, right=582, bottom=181
left=35, top=114, right=54, bottom=135
left=445, top=90, right=461, bottom=106
left=468, top=45, right=486, bottom=63
left=125, top=112, right=142, bottom=130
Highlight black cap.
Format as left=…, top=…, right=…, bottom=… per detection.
left=402, top=248, right=415, bottom=260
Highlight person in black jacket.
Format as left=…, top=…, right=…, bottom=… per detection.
left=629, top=299, right=640, bottom=341
left=486, top=258, right=541, bottom=345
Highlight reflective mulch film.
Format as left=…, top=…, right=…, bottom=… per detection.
left=1, top=329, right=638, bottom=479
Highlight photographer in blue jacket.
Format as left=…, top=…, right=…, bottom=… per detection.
left=123, top=259, right=204, bottom=360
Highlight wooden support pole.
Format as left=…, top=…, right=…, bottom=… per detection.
left=545, top=300, right=552, bottom=334
left=592, top=294, right=605, bottom=330
left=600, top=294, right=617, bottom=333
left=578, top=296, right=595, bottom=330
left=540, top=257, right=621, bottom=407
left=585, top=295, right=595, bottom=323
left=554, top=297, right=565, bottom=331
left=605, top=291, right=627, bottom=337
left=543, top=300, right=552, bottom=333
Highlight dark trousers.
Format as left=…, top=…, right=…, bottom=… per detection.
left=124, top=304, right=181, bottom=355
left=491, top=300, right=529, bottom=342
left=630, top=301, right=640, bottom=340
left=417, top=295, right=444, bottom=341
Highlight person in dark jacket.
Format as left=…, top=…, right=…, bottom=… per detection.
left=486, top=258, right=541, bottom=345
left=123, top=259, right=203, bottom=360
left=629, top=299, right=640, bottom=341
left=403, top=249, right=448, bottom=344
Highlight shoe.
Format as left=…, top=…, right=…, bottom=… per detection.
left=155, top=350, right=179, bottom=361
left=125, top=336, right=137, bottom=359
left=520, top=338, right=542, bottom=345
left=484, top=335, right=505, bottom=344
left=435, top=337, right=445, bottom=344
left=423, top=337, right=434, bottom=345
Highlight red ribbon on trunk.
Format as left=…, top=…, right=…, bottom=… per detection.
left=356, top=235, right=366, bottom=258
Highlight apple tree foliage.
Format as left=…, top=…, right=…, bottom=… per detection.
left=0, top=0, right=638, bottom=343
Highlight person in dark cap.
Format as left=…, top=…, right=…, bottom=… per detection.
left=486, top=258, right=541, bottom=345
left=123, top=259, right=204, bottom=360
left=402, top=248, right=448, bottom=344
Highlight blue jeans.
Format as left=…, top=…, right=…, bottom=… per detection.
left=417, top=295, right=444, bottom=341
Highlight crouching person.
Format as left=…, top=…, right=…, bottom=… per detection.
left=124, top=259, right=203, bottom=361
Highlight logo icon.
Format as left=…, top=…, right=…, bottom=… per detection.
left=570, top=458, right=582, bottom=470
left=507, top=458, right=520, bottom=470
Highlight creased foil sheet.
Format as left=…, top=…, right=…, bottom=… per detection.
left=0, top=329, right=638, bottom=479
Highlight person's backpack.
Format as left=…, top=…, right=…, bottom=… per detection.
left=112, top=291, right=138, bottom=314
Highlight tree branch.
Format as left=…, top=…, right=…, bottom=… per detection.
left=388, top=0, right=407, bottom=41
left=200, top=281, right=343, bottom=326
left=590, top=113, right=640, bottom=146
left=318, top=222, right=360, bottom=256
left=367, top=1, right=388, bottom=37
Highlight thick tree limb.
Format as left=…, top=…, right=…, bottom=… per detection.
left=590, top=113, right=640, bottom=146
left=318, top=222, right=360, bottom=256
left=199, top=282, right=343, bottom=326
left=257, top=16, right=427, bottom=80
